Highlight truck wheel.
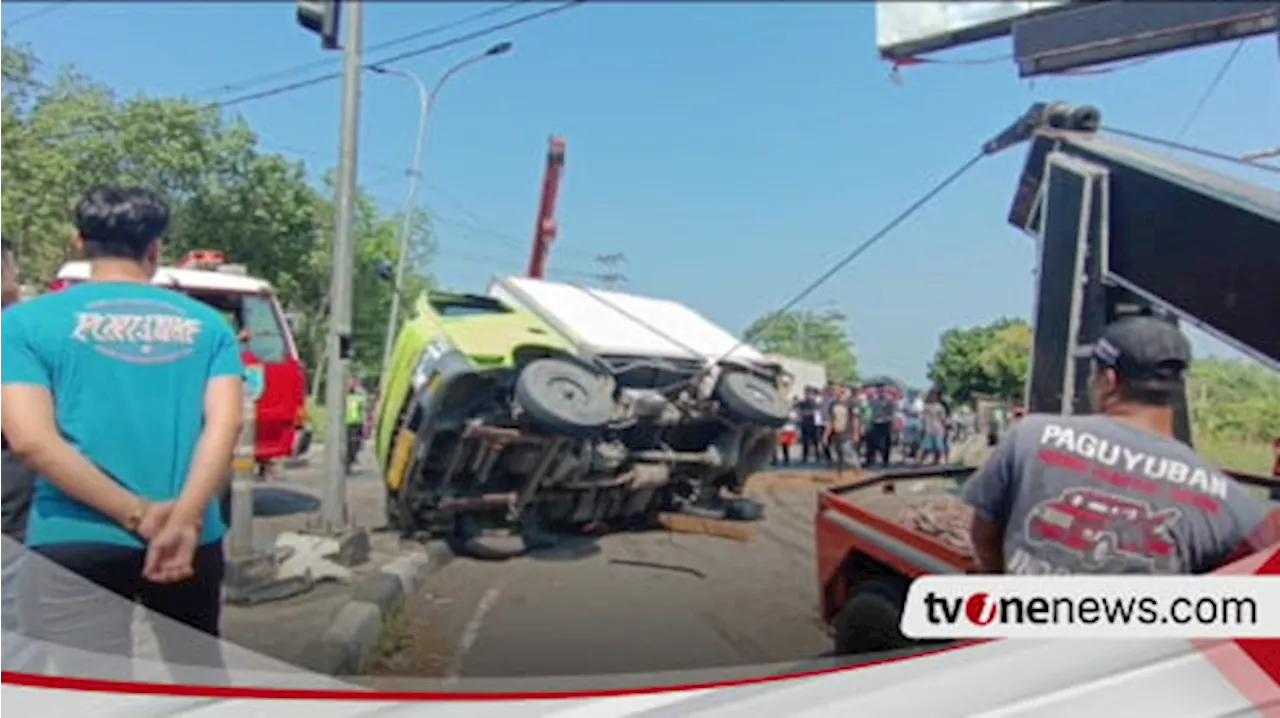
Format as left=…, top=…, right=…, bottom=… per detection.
left=716, top=371, right=790, bottom=428
left=385, top=492, right=403, bottom=532
left=516, top=358, right=614, bottom=438
left=450, top=515, right=529, bottom=561
left=833, top=578, right=912, bottom=656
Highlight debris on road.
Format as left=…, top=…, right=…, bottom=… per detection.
left=275, top=531, right=358, bottom=583
left=747, top=472, right=846, bottom=493
left=896, top=498, right=974, bottom=556
left=657, top=512, right=756, bottom=542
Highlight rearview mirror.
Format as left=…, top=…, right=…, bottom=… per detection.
left=373, top=258, right=394, bottom=282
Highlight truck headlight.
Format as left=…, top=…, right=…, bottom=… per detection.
left=411, top=338, right=452, bottom=390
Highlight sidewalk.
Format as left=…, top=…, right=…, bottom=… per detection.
left=215, top=451, right=410, bottom=667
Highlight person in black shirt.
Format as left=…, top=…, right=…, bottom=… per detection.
left=863, top=386, right=896, bottom=468
left=796, top=386, right=821, bottom=464
left=1, top=239, right=43, bottom=671
left=1, top=240, right=34, bottom=533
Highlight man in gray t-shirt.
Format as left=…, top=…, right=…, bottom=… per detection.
left=961, top=317, right=1277, bottom=575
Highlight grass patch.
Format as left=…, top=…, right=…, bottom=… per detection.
left=372, top=602, right=407, bottom=662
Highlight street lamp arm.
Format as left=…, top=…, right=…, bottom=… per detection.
left=371, top=43, right=514, bottom=392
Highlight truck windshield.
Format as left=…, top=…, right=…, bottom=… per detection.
left=430, top=295, right=511, bottom=318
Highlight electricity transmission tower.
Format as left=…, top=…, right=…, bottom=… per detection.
left=593, top=252, right=628, bottom=289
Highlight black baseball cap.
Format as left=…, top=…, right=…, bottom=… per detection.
left=1093, top=316, right=1192, bottom=387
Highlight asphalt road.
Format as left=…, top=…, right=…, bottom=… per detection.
left=369, top=474, right=834, bottom=683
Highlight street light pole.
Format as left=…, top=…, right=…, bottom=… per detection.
left=372, top=42, right=514, bottom=393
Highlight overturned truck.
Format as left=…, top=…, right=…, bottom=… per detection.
left=373, top=276, right=789, bottom=558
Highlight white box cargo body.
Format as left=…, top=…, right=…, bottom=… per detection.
left=488, top=276, right=767, bottom=368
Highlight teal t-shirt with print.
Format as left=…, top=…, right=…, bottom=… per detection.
left=0, top=282, right=243, bottom=548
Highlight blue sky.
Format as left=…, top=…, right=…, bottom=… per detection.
left=6, top=2, right=1278, bottom=384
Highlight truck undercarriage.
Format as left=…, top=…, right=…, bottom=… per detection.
left=389, top=346, right=786, bottom=559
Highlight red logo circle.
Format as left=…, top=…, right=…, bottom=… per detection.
left=965, top=592, right=997, bottom=625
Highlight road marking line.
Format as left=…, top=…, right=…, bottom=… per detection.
left=443, top=585, right=503, bottom=684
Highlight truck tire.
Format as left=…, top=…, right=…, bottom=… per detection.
left=715, top=370, right=790, bottom=428
left=385, top=492, right=403, bottom=532
left=450, top=515, right=529, bottom=561
left=516, top=358, right=614, bottom=438
left=833, top=578, right=912, bottom=656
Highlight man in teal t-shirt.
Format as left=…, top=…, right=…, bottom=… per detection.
left=0, top=187, right=244, bottom=679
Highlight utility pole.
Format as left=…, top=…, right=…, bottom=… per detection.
left=320, top=0, right=364, bottom=531
left=593, top=253, right=627, bottom=289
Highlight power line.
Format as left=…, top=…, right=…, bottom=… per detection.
left=1102, top=125, right=1280, bottom=174
left=652, top=150, right=987, bottom=393
left=433, top=246, right=598, bottom=280
left=192, top=2, right=528, bottom=100
left=592, top=253, right=627, bottom=288
left=429, top=214, right=600, bottom=259
left=1171, top=40, right=1245, bottom=144
left=216, top=1, right=585, bottom=110
left=2, top=0, right=72, bottom=32
left=24, top=2, right=585, bottom=144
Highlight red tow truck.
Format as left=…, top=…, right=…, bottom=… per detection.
left=815, top=103, right=1280, bottom=657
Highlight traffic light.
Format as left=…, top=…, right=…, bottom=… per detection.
left=296, top=0, right=341, bottom=50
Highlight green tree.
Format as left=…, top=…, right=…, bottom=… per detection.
left=743, top=308, right=859, bottom=383
left=2, top=43, right=434, bottom=394
left=927, top=317, right=1030, bottom=403
left=1188, top=358, right=1280, bottom=445
left=976, top=321, right=1032, bottom=401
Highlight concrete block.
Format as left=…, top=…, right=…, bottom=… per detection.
left=322, top=601, right=383, bottom=674
left=297, top=637, right=355, bottom=676
left=298, top=547, right=443, bottom=675
left=351, top=572, right=404, bottom=613
left=380, top=552, right=431, bottom=596
left=333, top=528, right=372, bottom=567
left=223, top=552, right=279, bottom=588
left=224, top=575, right=313, bottom=607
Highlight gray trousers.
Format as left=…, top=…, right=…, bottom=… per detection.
left=0, top=450, right=43, bottom=670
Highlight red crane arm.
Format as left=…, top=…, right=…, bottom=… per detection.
left=527, top=136, right=566, bottom=279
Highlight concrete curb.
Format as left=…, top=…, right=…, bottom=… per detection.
left=297, top=541, right=451, bottom=675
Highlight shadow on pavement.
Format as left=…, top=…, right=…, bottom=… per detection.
left=525, top=534, right=603, bottom=562
left=252, top=487, right=321, bottom=517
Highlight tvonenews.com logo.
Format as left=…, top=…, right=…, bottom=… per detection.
left=899, top=577, right=1279, bottom=640
left=922, top=591, right=1257, bottom=627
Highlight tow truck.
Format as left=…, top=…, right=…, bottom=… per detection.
left=815, top=102, right=1280, bottom=656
